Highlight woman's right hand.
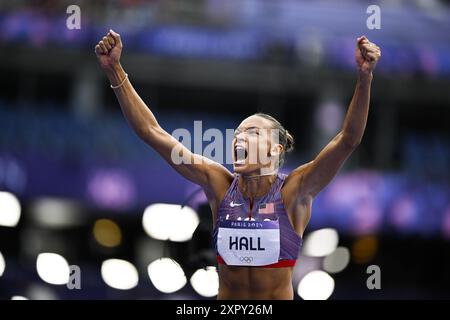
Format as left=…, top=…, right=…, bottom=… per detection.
left=95, top=29, right=123, bottom=70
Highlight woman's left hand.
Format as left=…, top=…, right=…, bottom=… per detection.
left=355, top=36, right=381, bottom=76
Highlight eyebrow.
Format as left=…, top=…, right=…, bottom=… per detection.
left=235, top=126, right=260, bottom=132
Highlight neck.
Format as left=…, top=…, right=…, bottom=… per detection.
left=237, top=172, right=278, bottom=200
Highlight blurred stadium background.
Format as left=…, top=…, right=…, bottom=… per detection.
left=0, top=0, right=449, bottom=300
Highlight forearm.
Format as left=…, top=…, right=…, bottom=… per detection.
left=341, top=72, right=373, bottom=147
left=104, top=63, right=160, bottom=137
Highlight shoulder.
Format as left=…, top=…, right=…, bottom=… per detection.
left=281, top=162, right=314, bottom=203
left=284, top=162, right=313, bottom=190
left=204, top=164, right=234, bottom=203
left=204, top=161, right=234, bottom=184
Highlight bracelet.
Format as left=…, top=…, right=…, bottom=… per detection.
left=110, top=73, right=128, bottom=89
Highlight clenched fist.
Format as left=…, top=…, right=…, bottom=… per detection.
left=355, top=36, right=381, bottom=75
left=95, top=29, right=123, bottom=70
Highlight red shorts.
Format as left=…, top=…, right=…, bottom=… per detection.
left=217, top=255, right=296, bottom=268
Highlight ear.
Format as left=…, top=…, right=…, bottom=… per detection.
left=270, top=144, right=283, bottom=157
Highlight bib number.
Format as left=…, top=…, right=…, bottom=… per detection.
left=217, top=220, right=280, bottom=266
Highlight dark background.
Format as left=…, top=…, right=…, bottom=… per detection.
left=0, top=0, right=449, bottom=300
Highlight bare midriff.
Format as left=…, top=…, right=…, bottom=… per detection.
left=217, top=264, right=295, bottom=300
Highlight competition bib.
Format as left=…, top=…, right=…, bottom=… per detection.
left=217, top=219, right=280, bottom=266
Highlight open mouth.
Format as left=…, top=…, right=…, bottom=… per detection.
left=234, top=144, right=248, bottom=164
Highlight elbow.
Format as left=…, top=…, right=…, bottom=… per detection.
left=135, top=126, right=150, bottom=140
left=341, top=132, right=362, bottom=149
left=347, top=139, right=361, bottom=149
left=136, top=125, right=157, bottom=141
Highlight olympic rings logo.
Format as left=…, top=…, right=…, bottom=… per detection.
left=239, top=256, right=253, bottom=263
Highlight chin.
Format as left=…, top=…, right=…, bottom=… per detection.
left=233, top=163, right=247, bottom=174
left=233, top=162, right=262, bottom=175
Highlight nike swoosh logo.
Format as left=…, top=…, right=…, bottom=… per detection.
left=230, top=201, right=243, bottom=207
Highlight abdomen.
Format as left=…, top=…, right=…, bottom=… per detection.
left=217, top=264, right=294, bottom=300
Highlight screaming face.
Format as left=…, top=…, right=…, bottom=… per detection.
left=232, top=115, right=283, bottom=176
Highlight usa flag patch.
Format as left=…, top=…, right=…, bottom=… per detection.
left=258, top=202, right=275, bottom=214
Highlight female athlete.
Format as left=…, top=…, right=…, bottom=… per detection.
left=95, top=30, right=381, bottom=299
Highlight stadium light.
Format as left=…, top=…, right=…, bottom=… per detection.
left=36, top=253, right=70, bottom=285
left=142, top=204, right=199, bottom=242
left=297, top=270, right=335, bottom=300
left=190, top=266, right=219, bottom=298
left=0, top=251, right=5, bottom=277
left=101, top=259, right=139, bottom=290
left=147, top=258, right=187, bottom=293
left=323, top=247, right=350, bottom=274
left=302, top=228, right=339, bottom=257
left=0, top=191, right=21, bottom=227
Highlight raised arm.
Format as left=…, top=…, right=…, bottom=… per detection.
left=288, top=36, right=381, bottom=198
left=95, top=30, right=233, bottom=190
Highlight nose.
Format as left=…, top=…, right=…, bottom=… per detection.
left=234, top=132, right=246, bottom=143
left=234, top=136, right=248, bottom=148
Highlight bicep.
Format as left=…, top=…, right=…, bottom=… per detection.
left=293, top=131, right=356, bottom=198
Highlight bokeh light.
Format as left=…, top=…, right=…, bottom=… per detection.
left=0, top=191, right=21, bottom=227
left=147, top=258, right=187, bottom=293
left=352, top=236, right=378, bottom=264
left=101, top=259, right=139, bottom=290
left=142, top=204, right=199, bottom=242
left=190, top=266, right=219, bottom=297
left=93, top=219, right=122, bottom=248
left=0, top=251, right=5, bottom=277
left=36, top=253, right=70, bottom=285
left=303, top=228, right=339, bottom=257
left=31, top=198, right=84, bottom=229
left=297, top=270, right=335, bottom=300
left=323, top=247, right=350, bottom=274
